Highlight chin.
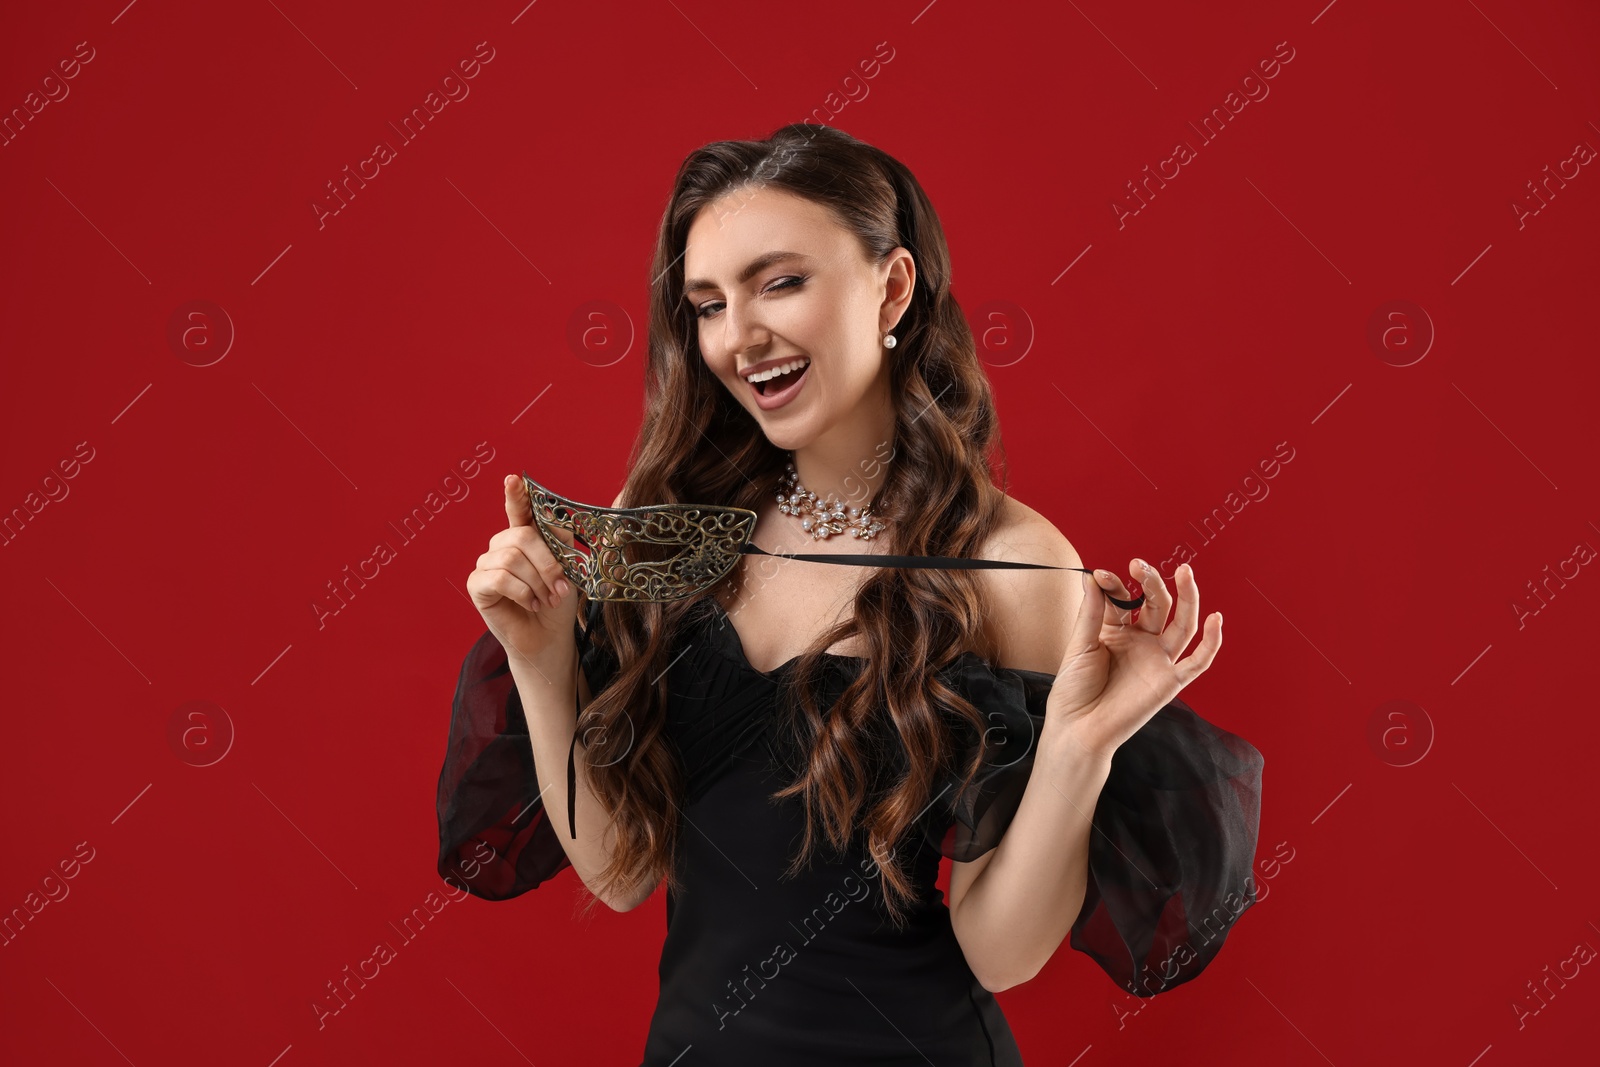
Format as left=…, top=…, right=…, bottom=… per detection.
left=758, top=427, right=805, bottom=451
left=754, top=420, right=817, bottom=453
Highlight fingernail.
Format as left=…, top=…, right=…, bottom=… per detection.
left=556, top=579, right=571, bottom=597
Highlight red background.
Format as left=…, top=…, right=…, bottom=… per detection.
left=4, top=1, right=1598, bottom=1064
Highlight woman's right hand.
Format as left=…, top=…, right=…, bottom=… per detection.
left=467, top=474, right=582, bottom=663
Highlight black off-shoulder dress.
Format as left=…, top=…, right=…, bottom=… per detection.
left=436, top=597, right=1264, bottom=1066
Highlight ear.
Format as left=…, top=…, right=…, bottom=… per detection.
left=880, top=246, right=916, bottom=334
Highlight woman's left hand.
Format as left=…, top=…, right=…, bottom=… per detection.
left=1045, top=559, right=1222, bottom=762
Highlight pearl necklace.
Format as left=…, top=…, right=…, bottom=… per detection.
left=775, top=458, right=888, bottom=541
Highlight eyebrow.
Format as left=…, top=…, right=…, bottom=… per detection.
left=682, top=251, right=812, bottom=297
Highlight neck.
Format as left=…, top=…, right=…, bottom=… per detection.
left=783, top=387, right=897, bottom=513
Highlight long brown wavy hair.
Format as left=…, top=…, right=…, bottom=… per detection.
left=577, top=123, right=1014, bottom=926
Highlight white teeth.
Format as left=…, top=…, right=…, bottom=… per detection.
left=748, top=357, right=810, bottom=383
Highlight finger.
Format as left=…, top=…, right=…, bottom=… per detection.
left=479, top=544, right=554, bottom=605
left=511, top=537, right=573, bottom=608
left=504, top=474, right=531, bottom=529
left=489, top=527, right=576, bottom=606
left=1175, top=612, right=1223, bottom=686
left=1091, top=569, right=1137, bottom=628
left=530, top=551, right=573, bottom=608
left=1057, top=570, right=1107, bottom=674
left=517, top=474, right=582, bottom=551
left=468, top=567, right=540, bottom=613
left=1130, top=557, right=1170, bottom=637
left=489, top=520, right=573, bottom=555
left=1167, top=563, right=1200, bottom=657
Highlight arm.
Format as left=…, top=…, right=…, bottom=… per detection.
left=948, top=505, right=1099, bottom=991
left=506, top=639, right=653, bottom=912
left=949, top=730, right=1111, bottom=991
left=511, top=488, right=656, bottom=912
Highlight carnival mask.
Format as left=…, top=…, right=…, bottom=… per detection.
left=521, top=471, right=1144, bottom=611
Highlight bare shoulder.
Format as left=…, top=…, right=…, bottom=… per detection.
left=979, top=494, right=1080, bottom=564
left=974, top=494, right=1085, bottom=675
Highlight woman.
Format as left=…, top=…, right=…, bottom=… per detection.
left=438, top=124, right=1263, bottom=1065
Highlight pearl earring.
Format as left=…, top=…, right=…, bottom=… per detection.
left=883, top=334, right=897, bottom=349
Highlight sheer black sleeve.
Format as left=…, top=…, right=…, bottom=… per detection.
left=927, top=659, right=1265, bottom=996
left=434, top=600, right=617, bottom=901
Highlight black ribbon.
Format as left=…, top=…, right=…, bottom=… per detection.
left=738, top=543, right=1147, bottom=611
left=564, top=546, right=1145, bottom=841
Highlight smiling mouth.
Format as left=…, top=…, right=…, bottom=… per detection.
left=753, top=364, right=807, bottom=395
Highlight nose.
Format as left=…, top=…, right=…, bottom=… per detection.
left=719, top=295, right=769, bottom=359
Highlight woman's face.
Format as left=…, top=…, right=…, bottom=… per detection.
left=682, top=185, right=912, bottom=451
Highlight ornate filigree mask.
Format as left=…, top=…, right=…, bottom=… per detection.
left=522, top=470, right=1144, bottom=611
